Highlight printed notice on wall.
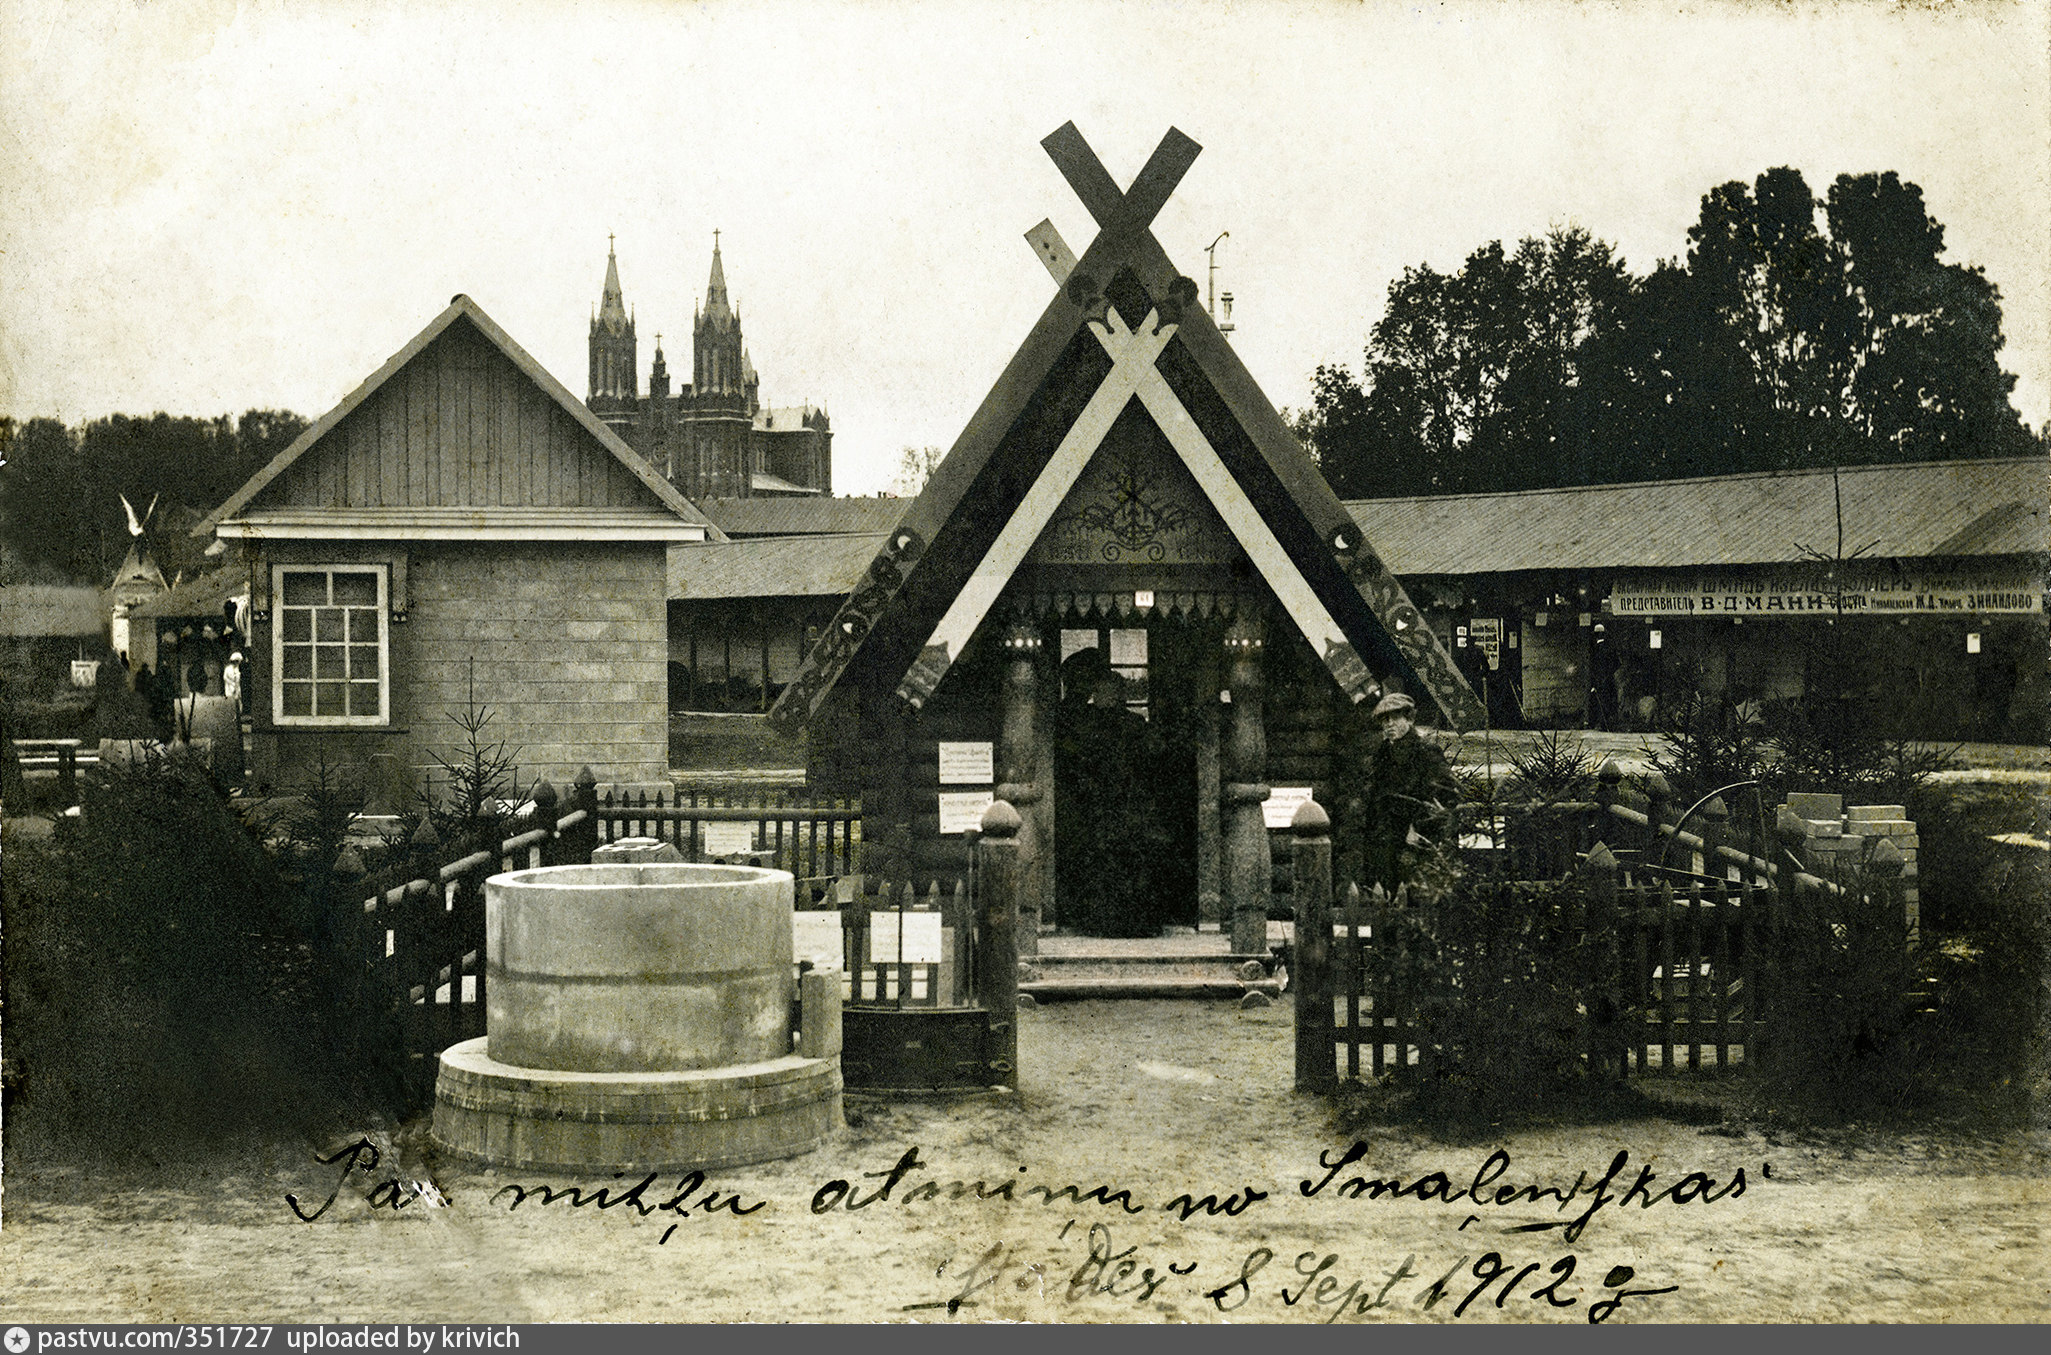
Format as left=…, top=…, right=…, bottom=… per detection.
left=700, top=821, right=756, bottom=857
left=868, top=908, right=944, bottom=965
left=1264, top=786, right=1314, bottom=830
left=937, top=790, right=995, bottom=835
left=792, top=911, right=843, bottom=965
left=938, top=741, right=994, bottom=784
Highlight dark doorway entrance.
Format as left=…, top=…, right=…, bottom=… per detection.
left=1050, top=614, right=1203, bottom=936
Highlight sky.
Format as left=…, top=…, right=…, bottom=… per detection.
left=2, top=0, right=2046, bottom=498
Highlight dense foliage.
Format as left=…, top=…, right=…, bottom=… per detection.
left=1300, top=170, right=2039, bottom=497
left=0, top=409, right=306, bottom=583
left=4, top=753, right=404, bottom=1154
left=1361, top=839, right=1634, bottom=1122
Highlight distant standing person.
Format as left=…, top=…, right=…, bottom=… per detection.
left=1354, top=692, right=1459, bottom=895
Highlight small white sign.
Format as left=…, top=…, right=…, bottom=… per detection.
left=700, top=821, right=756, bottom=857
left=938, top=790, right=995, bottom=835
left=1264, top=786, right=1313, bottom=830
left=1133, top=590, right=1155, bottom=609
left=793, top=911, right=844, bottom=965
left=1469, top=618, right=1503, bottom=671
left=1649, top=629, right=1663, bottom=650
left=938, top=741, right=994, bottom=785
left=869, top=908, right=944, bottom=965
left=1967, top=632, right=1982, bottom=654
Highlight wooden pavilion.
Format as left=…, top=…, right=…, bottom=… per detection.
left=771, top=125, right=1483, bottom=954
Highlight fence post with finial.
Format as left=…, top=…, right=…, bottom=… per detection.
left=1579, top=841, right=1622, bottom=1082
left=528, top=779, right=559, bottom=867
left=975, top=798, right=1022, bottom=1089
left=1291, top=797, right=1335, bottom=1092
left=1641, top=770, right=1672, bottom=862
left=1864, top=837, right=1909, bottom=949
left=1698, top=796, right=1730, bottom=881
left=562, top=766, right=599, bottom=864
left=1595, top=757, right=1623, bottom=845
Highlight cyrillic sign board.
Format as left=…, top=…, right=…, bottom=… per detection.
left=1609, top=567, right=2042, bottom=618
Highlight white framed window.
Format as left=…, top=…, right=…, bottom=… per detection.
left=272, top=565, right=389, bottom=725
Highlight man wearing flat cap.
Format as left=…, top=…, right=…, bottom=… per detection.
left=1339, top=691, right=1459, bottom=895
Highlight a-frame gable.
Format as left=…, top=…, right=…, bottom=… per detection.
left=196, top=295, right=722, bottom=541
left=769, top=126, right=1483, bottom=732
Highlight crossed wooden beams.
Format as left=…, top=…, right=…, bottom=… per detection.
left=1030, top=123, right=1200, bottom=284
left=768, top=125, right=1486, bottom=734
left=897, top=124, right=1361, bottom=710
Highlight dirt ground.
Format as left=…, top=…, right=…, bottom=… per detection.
left=2, top=999, right=2045, bottom=1325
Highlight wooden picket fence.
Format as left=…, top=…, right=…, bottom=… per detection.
left=590, top=783, right=862, bottom=898
left=827, top=876, right=978, bottom=1009
left=1291, top=790, right=1911, bottom=1091
left=1311, top=868, right=1779, bottom=1084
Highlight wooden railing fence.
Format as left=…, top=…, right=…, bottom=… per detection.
left=830, top=876, right=977, bottom=1008
left=1292, top=781, right=1912, bottom=1092
left=589, top=783, right=862, bottom=896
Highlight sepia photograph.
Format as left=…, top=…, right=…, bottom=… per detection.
left=1, top=0, right=2046, bottom=1326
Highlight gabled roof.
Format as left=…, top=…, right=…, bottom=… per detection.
left=669, top=533, right=888, bottom=600
left=767, top=125, right=1484, bottom=732
left=127, top=566, right=248, bottom=620
left=194, top=294, right=722, bottom=541
left=1344, top=456, right=2048, bottom=575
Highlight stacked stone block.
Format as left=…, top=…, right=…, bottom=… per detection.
left=1778, top=791, right=1919, bottom=937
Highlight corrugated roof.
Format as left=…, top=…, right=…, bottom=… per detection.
left=698, top=497, right=908, bottom=538
left=1343, top=456, right=2048, bottom=575
left=669, top=533, right=888, bottom=600
left=0, top=585, right=106, bottom=637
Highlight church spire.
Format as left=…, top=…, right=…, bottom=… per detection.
left=588, top=233, right=637, bottom=410
left=597, top=233, right=629, bottom=336
left=702, top=229, right=732, bottom=328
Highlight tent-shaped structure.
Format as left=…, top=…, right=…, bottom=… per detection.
left=197, top=294, right=719, bottom=792
left=771, top=125, right=1482, bottom=951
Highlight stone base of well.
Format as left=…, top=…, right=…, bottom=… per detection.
left=431, top=1038, right=842, bottom=1173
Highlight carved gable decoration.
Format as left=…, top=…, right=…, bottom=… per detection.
left=766, top=125, right=1485, bottom=733
left=1027, top=405, right=1241, bottom=567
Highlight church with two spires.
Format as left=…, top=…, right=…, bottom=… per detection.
left=584, top=235, right=832, bottom=500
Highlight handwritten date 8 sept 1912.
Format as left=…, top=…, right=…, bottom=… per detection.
left=285, top=1138, right=1754, bottom=1320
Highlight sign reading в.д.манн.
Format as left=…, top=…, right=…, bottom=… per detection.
left=1609, top=566, right=2043, bottom=618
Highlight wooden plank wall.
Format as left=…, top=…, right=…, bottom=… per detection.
left=265, top=320, right=652, bottom=510
left=854, top=638, right=1005, bottom=890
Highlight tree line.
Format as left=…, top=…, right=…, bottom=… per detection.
left=1297, top=169, right=2042, bottom=499
left=0, top=410, right=308, bottom=585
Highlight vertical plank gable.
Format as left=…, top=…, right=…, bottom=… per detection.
left=235, top=312, right=681, bottom=518
left=378, top=375, right=403, bottom=507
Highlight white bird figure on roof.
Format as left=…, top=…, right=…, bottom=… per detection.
left=119, top=492, right=159, bottom=538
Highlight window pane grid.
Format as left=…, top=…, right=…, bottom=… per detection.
left=278, top=568, right=384, bottom=721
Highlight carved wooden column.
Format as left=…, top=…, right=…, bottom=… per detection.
left=1196, top=635, right=1223, bottom=928
left=996, top=615, right=1045, bottom=957
left=1221, top=605, right=1271, bottom=955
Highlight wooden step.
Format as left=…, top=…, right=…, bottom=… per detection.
left=1019, top=952, right=1282, bottom=1000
